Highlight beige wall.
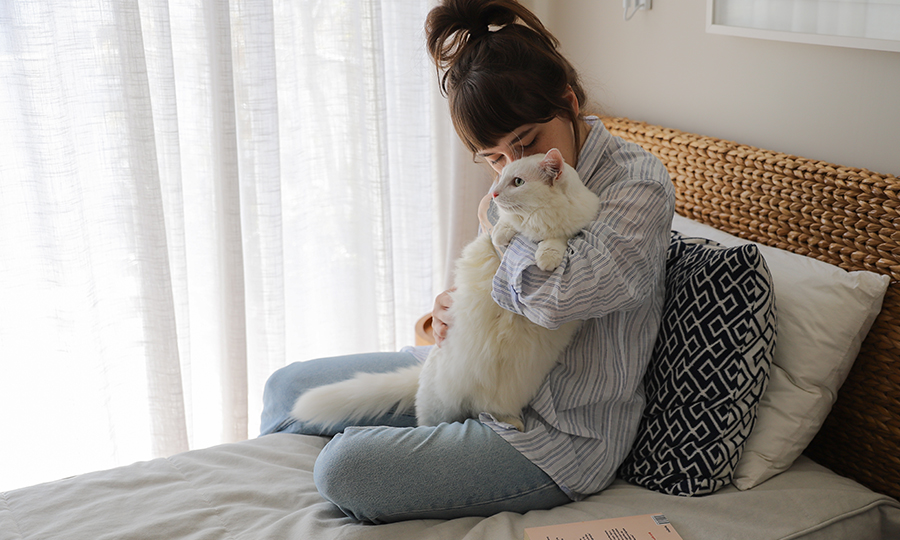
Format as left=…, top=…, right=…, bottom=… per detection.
left=534, top=0, right=900, bottom=176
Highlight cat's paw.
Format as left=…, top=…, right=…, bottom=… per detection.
left=491, top=222, right=516, bottom=247
left=535, top=239, right=566, bottom=271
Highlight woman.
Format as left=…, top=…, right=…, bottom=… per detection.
left=260, top=0, right=675, bottom=523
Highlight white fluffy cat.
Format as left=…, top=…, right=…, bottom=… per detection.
left=291, top=148, right=600, bottom=431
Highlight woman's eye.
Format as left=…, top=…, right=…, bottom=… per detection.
left=513, top=177, right=524, bottom=187
left=513, top=138, right=536, bottom=159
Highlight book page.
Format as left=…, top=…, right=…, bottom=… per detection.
left=524, top=513, right=683, bottom=540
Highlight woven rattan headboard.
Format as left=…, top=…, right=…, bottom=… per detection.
left=602, top=116, right=900, bottom=500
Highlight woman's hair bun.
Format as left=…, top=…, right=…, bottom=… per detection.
left=426, top=0, right=551, bottom=74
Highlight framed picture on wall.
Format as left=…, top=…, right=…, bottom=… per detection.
left=706, top=0, right=900, bottom=52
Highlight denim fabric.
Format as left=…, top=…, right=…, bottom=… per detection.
left=259, top=352, right=569, bottom=523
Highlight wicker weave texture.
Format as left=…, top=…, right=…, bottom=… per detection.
left=602, top=116, right=900, bottom=500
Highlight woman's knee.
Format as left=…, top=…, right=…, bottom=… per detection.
left=259, top=367, right=295, bottom=435
left=262, top=357, right=354, bottom=418
left=263, top=362, right=304, bottom=404
left=313, top=429, right=390, bottom=522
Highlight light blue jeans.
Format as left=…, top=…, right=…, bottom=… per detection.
left=259, top=352, right=570, bottom=523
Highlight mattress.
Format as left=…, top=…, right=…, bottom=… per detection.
left=2, top=433, right=899, bottom=540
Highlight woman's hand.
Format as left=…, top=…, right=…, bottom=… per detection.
left=432, top=288, right=455, bottom=347
left=477, top=192, right=494, bottom=235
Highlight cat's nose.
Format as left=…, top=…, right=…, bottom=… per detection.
left=491, top=191, right=499, bottom=199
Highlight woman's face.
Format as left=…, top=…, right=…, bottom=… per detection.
left=476, top=86, right=581, bottom=174
left=477, top=116, right=577, bottom=174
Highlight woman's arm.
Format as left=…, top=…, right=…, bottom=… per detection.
left=491, top=177, right=675, bottom=329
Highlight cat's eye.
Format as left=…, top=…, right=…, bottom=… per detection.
left=513, top=177, right=524, bottom=187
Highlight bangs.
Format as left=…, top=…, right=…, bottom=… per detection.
left=449, top=71, right=558, bottom=153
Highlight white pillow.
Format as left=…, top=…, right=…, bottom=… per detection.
left=671, top=215, right=890, bottom=490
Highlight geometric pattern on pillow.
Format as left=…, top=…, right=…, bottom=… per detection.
left=619, top=232, right=777, bottom=496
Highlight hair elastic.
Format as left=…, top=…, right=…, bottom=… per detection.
left=468, top=24, right=490, bottom=40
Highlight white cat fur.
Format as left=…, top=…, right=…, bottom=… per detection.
left=292, top=149, right=600, bottom=431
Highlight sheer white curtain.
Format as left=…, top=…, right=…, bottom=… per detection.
left=0, top=0, right=490, bottom=491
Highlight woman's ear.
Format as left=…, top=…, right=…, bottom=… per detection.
left=563, top=85, right=579, bottom=116
left=539, top=148, right=564, bottom=185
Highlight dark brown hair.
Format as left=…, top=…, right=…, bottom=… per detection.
left=425, top=0, right=587, bottom=154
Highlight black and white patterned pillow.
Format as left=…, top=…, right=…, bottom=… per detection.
left=619, top=231, right=777, bottom=496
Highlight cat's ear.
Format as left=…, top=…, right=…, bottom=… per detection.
left=539, top=148, right=564, bottom=185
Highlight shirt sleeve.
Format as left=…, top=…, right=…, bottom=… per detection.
left=491, top=175, right=674, bottom=329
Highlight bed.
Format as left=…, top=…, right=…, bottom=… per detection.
left=3, top=117, right=899, bottom=540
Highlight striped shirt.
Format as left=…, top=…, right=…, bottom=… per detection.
left=408, top=117, right=675, bottom=500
